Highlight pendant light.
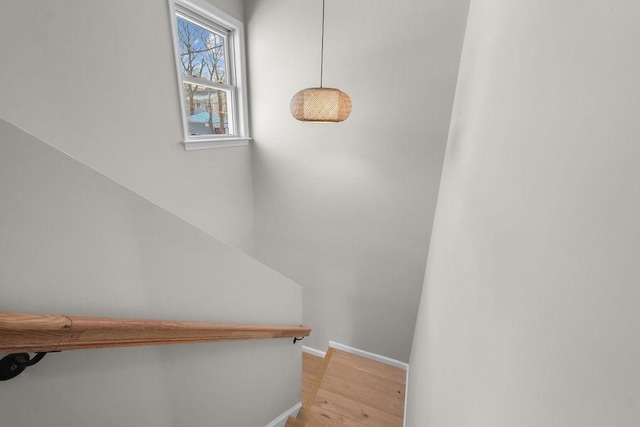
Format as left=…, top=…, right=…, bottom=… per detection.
left=290, top=0, right=352, bottom=123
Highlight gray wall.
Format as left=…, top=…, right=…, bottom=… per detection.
left=0, top=0, right=255, bottom=254
left=244, top=0, right=470, bottom=361
left=0, top=119, right=302, bottom=426
left=407, top=0, right=640, bottom=425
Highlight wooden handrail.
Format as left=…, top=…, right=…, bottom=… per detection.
left=0, top=312, right=311, bottom=354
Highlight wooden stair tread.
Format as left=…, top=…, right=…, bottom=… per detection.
left=321, top=359, right=405, bottom=417
left=297, top=407, right=350, bottom=426
left=285, top=416, right=305, bottom=427
left=297, top=346, right=406, bottom=426
left=303, top=352, right=325, bottom=404
left=313, top=389, right=403, bottom=426
left=303, top=347, right=334, bottom=407
left=329, top=349, right=406, bottom=384
left=303, top=352, right=324, bottom=375
left=302, top=371, right=316, bottom=404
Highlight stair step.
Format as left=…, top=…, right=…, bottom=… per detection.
left=321, top=352, right=405, bottom=417
left=296, top=407, right=349, bottom=426
left=312, top=389, right=403, bottom=426
left=299, top=347, right=406, bottom=426
left=303, top=352, right=324, bottom=404
left=285, top=416, right=305, bottom=427
left=329, top=349, right=406, bottom=383
left=303, top=348, right=334, bottom=407
left=303, top=352, right=324, bottom=375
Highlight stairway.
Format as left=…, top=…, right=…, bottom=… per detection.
left=287, top=348, right=406, bottom=426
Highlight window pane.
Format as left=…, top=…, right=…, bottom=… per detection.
left=176, top=16, right=227, bottom=84
left=183, top=84, right=230, bottom=136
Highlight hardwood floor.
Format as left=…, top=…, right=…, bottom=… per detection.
left=289, top=348, right=406, bottom=426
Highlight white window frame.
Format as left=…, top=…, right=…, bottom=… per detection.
left=169, top=0, right=251, bottom=150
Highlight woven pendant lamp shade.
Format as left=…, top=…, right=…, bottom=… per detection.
left=290, top=87, right=352, bottom=122
left=290, top=0, right=351, bottom=123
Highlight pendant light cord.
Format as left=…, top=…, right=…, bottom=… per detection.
left=320, top=0, right=325, bottom=88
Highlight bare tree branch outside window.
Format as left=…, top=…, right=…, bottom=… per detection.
left=177, top=16, right=228, bottom=135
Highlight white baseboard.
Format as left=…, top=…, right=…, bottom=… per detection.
left=302, top=345, right=326, bottom=358
left=328, top=341, right=409, bottom=371
left=265, top=402, right=302, bottom=427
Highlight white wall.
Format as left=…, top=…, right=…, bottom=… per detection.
left=407, top=0, right=640, bottom=425
left=0, top=0, right=254, bottom=253
left=244, top=0, right=470, bottom=361
left=209, top=0, right=244, bottom=19
left=0, top=118, right=302, bottom=427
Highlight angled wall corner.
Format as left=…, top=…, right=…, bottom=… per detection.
left=244, top=0, right=471, bottom=362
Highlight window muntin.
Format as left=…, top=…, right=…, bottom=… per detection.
left=170, top=0, right=249, bottom=148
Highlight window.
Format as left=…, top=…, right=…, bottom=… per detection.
left=169, top=0, right=250, bottom=150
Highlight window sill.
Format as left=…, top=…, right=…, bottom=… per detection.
left=182, top=137, right=251, bottom=151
